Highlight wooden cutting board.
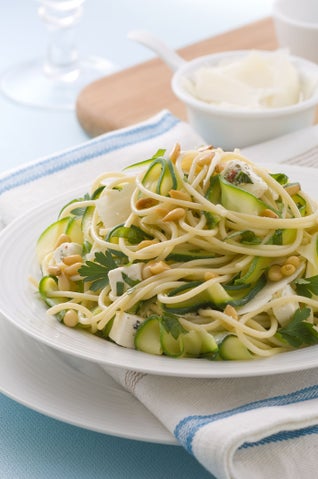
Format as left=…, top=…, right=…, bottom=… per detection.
left=76, top=17, right=277, bottom=137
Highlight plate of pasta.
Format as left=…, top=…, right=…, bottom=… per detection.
left=1, top=144, right=318, bottom=377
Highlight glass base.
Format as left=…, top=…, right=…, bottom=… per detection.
left=1, top=57, right=116, bottom=110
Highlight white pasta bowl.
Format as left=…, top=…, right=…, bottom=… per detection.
left=171, top=50, right=318, bottom=150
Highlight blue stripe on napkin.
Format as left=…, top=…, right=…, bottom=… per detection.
left=0, top=111, right=179, bottom=195
left=174, top=384, right=318, bottom=454
left=241, top=424, right=318, bottom=449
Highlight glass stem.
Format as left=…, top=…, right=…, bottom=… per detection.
left=38, top=0, right=85, bottom=77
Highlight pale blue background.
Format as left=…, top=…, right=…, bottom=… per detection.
left=0, top=1, right=274, bottom=478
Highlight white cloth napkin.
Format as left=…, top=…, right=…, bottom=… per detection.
left=1, top=110, right=318, bottom=479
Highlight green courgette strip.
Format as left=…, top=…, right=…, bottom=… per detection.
left=142, top=158, right=178, bottom=196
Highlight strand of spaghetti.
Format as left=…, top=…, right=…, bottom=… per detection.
left=178, top=316, right=223, bottom=332
left=181, top=308, right=278, bottom=339
left=46, top=290, right=99, bottom=301
left=90, top=171, right=133, bottom=193
left=133, top=177, right=204, bottom=211
left=240, top=316, right=274, bottom=332
left=202, top=149, right=222, bottom=190
left=59, top=199, right=96, bottom=219
left=236, top=330, right=284, bottom=353
left=178, top=217, right=218, bottom=238
left=188, top=163, right=208, bottom=189
left=223, top=210, right=317, bottom=229
left=174, top=157, right=223, bottom=216
left=117, top=230, right=195, bottom=261
left=157, top=275, right=230, bottom=305
left=47, top=301, right=94, bottom=318
left=179, top=234, right=226, bottom=252
left=236, top=330, right=286, bottom=357
left=98, top=285, right=111, bottom=309
left=138, top=219, right=168, bottom=241
left=88, top=209, right=114, bottom=249
left=200, top=230, right=303, bottom=257
left=177, top=255, right=238, bottom=268
left=118, top=209, right=173, bottom=256
left=167, top=260, right=252, bottom=277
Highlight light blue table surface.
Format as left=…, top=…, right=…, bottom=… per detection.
left=0, top=1, right=274, bottom=478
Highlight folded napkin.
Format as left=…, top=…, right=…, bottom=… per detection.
left=105, top=367, right=318, bottom=479
left=1, top=110, right=318, bottom=479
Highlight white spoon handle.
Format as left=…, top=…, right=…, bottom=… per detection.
left=128, top=30, right=186, bottom=72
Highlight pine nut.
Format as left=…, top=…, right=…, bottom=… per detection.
left=181, top=152, right=197, bottom=173
left=154, top=207, right=170, bottom=217
left=64, top=310, right=78, bottom=328
left=285, top=255, right=300, bottom=268
left=267, top=265, right=283, bottom=282
left=224, top=304, right=238, bottom=320
left=162, top=208, right=186, bottom=222
left=169, top=189, right=192, bottom=201
left=149, top=261, right=170, bottom=275
left=261, top=209, right=279, bottom=219
left=169, top=143, right=181, bottom=163
left=280, top=263, right=296, bottom=277
left=136, top=239, right=158, bottom=250
left=55, top=234, right=71, bottom=248
left=196, top=151, right=215, bottom=166
left=57, top=272, right=70, bottom=291
left=47, top=265, right=61, bottom=276
left=63, top=254, right=82, bottom=265
left=142, top=260, right=170, bottom=279
left=135, top=197, right=158, bottom=209
left=142, top=264, right=153, bottom=279
left=214, top=163, right=225, bottom=173
left=198, top=145, right=214, bottom=152
left=64, top=262, right=82, bottom=277
left=285, top=183, right=300, bottom=196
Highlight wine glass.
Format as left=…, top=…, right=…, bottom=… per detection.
left=1, top=0, right=116, bottom=110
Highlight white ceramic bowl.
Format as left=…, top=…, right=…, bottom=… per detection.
left=171, top=50, right=318, bottom=150
left=273, top=0, right=318, bottom=64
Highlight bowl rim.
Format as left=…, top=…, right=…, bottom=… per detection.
left=273, top=0, right=318, bottom=30
left=171, top=49, right=318, bottom=118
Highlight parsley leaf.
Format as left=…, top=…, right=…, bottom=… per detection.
left=234, top=170, right=253, bottom=184
left=79, top=250, right=117, bottom=291
left=268, top=229, right=283, bottom=245
left=240, top=230, right=262, bottom=245
left=294, top=275, right=318, bottom=298
left=69, top=193, right=91, bottom=217
left=108, top=224, right=152, bottom=245
left=116, top=281, right=125, bottom=296
left=277, top=307, right=318, bottom=347
left=160, top=313, right=187, bottom=340
left=121, top=272, right=140, bottom=288
left=225, top=229, right=261, bottom=245
left=58, top=193, right=90, bottom=218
